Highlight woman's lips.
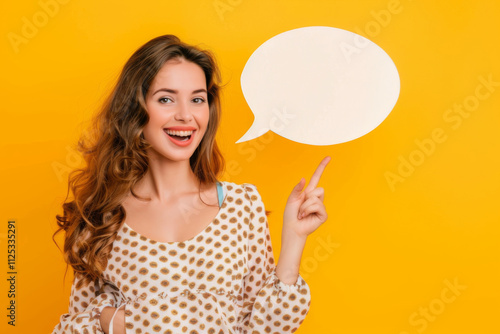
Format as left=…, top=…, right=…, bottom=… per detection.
left=164, top=129, right=195, bottom=147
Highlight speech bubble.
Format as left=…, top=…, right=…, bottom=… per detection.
left=236, top=26, right=400, bottom=145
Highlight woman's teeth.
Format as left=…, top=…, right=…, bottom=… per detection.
left=164, top=129, right=193, bottom=141
left=164, top=129, right=194, bottom=137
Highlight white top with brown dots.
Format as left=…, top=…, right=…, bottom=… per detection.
left=52, top=181, right=311, bottom=334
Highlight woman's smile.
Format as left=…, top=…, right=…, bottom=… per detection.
left=164, top=128, right=196, bottom=146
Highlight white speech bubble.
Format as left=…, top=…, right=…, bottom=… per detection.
left=236, top=26, right=400, bottom=145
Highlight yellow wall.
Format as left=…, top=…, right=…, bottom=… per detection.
left=1, top=0, right=499, bottom=333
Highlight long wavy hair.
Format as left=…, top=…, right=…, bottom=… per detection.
left=53, top=35, right=227, bottom=288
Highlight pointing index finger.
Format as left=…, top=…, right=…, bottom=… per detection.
left=304, top=156, right=331, bottom=193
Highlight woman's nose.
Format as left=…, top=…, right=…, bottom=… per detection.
left=174, top=101, right=193, bottom=121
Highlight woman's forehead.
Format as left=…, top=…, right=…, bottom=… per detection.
left=150, top=59, right=207, bottom=91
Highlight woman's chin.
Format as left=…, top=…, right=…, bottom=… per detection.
left=146, top=148, right=195, bottom=163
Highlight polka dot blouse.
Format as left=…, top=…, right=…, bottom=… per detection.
left=52, top=181, right=311, bottom=333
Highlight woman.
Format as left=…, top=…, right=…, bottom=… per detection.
left=52, top=34, right=330, bottom=334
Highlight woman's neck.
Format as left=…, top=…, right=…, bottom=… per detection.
left=133, top=155, right=200, bottom=203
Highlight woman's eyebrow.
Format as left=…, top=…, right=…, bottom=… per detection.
left=152, top=88, right=207, bottom=96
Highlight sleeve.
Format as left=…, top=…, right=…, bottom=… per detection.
left=237, top=183, right=311, bottom=334
left=52, top=272, right=126, bottom=334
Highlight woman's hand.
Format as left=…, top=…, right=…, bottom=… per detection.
left=283, top=156, right=331, bottom=239
left=100, top=306, right=126, bottom=334
left=276, top=156, right=330, bottom=284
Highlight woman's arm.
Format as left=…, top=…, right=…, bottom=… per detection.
left=100, top=305, right=126, bottom=334
left=51, top=273, right=125, bottom=334
left=277, top=156, right=331, bottom=284
left=237, top=183, right=311, bottom=333
left=275, top=232, right=307, bottom=284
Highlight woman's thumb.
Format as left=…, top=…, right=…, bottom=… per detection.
left=292, top=178, right=306, bottom=196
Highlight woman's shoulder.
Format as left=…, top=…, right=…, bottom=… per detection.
left=220, top=180, right=258, bottom=192
left=220, top=180, right=261, bottom=203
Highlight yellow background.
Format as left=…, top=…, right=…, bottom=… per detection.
left=1, top=0, right=499, bottom=333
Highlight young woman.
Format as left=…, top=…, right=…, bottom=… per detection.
left=52, top=34, right=330, bottom=334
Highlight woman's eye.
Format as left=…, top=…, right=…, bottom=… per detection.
left=193, top=97, right=206, bottom=104
left=159, top=97, right=173, bottom=104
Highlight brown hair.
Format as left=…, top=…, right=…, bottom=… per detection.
left=52, top=35, right=225, bottom=288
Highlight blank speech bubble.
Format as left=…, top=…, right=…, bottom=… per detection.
left=236, top=26, right=400, bottom=145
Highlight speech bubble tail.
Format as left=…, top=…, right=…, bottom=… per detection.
left=235, top=121, right=269, bottom=144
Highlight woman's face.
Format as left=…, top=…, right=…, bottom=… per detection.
left=143, top=58, right=209, bottom=163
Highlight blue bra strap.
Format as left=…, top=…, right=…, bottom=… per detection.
left=216, top=181, right=224, bottom=207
